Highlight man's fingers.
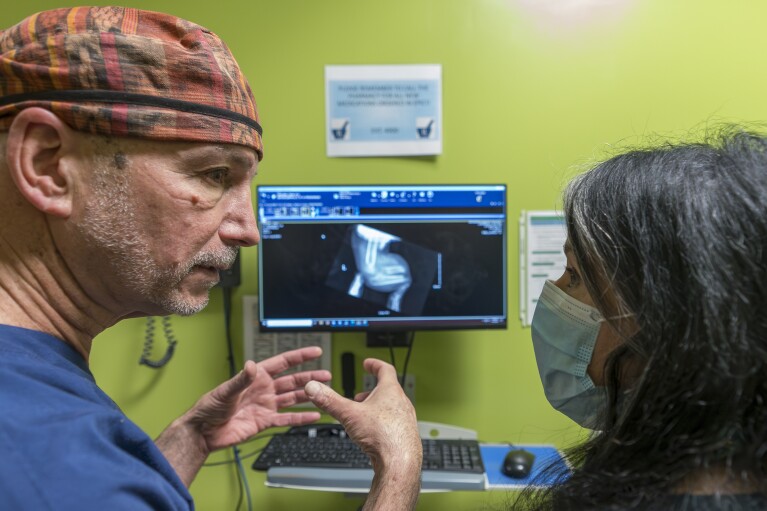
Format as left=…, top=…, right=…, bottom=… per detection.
left=214, top=361, right=256, bottom=400
left=304, top=381, right=350, bottom=418
left=354, top=390, right=371, bottom=402
left=270, top=411, right=322, bottom=428
left=275, top=389, right=308, bottom=409
left=274, top=370, right=332, bottom=395
left=259, top=346, right=323, bottom=376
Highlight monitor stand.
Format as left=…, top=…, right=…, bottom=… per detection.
left=366, top=331, right=412, bottom=348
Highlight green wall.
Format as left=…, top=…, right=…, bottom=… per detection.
left=5, top=1, right=767, bottom=509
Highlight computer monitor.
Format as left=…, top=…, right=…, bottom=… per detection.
left=256, top=184, right=507, bottom=339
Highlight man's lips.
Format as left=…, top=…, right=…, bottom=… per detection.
left=193, top=265, right=222, bottom=276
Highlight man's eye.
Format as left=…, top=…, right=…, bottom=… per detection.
left=205, top=168, right=229, bottom=185
left=565, top=266, right=581, bottom=288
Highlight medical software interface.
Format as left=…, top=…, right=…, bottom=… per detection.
left=257, top=184, right=507, bottom=332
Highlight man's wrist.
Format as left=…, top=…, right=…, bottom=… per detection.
left=155, top=416, right=210, bottom=487
left=365, top=457, right=422, bottom=511
left=373, top=448, right=422, bottom=475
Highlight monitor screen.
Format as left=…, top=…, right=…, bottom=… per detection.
left=256, top=184, right=507, bottom=333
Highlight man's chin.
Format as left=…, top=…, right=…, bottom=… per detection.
left=149, top=271, right=219, bottom=316
left=173, top=300, right=209, bottom=316
left=155, top=290, right=211, bottom=317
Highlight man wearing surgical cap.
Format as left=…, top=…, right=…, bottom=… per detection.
left=0, top=7, right=422, bottom=510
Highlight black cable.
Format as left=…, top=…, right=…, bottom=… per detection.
left=399, top=332, right=415, bottom=387
left=204, top=446, right=267, bottom=467
left=236, top=447, right=267, bottom=463
left=139, top=316, right=178, bottom=368
left=387, top=335, right=397, bottom=371
left=221, top=285, right=252, bottom=511
left=223, top=287, right=237, bottom=377
left=202, top=433, right=275, bottom=467
left=233, top=446, right=248, bottom=511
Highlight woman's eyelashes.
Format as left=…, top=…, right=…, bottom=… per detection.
left=565, top=266, right=581, bottom=288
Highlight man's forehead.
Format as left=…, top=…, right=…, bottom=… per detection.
left=118, top=138, right=258, bottom=165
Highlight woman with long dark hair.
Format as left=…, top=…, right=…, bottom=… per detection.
left=527, top=128, right=767, bottom=510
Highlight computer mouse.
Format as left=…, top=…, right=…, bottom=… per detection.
left=502, top=449, right=536, bottom=479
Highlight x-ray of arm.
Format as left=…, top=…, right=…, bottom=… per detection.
left=348, top=224, right=412, bottom=312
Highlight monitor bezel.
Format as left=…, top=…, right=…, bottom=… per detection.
left=255, top=183, right=508, bottom=334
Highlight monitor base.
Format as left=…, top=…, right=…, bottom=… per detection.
left=366, top=331, right=412, bottom=348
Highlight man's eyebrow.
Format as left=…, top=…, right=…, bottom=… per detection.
left=227, top=151, right=256, bottom=169
left=188, top=145, right=256, bottom=169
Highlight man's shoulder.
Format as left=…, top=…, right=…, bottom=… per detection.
left=0, top=372, right=193, bottom=509
left=0, top=331, right=107, bottom=413
left=0, top=326, right=193, bottom=510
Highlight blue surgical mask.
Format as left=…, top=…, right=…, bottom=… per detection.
left=531, top=280, right=606, bottom=429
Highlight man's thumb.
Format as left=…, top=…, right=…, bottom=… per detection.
left=305, top=380, right=346, bottom=416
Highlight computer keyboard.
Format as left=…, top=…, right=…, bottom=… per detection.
left=253, top=423, right=487, bottom=491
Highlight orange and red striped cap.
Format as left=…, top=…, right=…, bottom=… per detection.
left=0, top=6, right=263, bottom=159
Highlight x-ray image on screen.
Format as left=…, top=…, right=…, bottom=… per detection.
left=326, top=224, right=438, bottom=316
left=257, top=184, right=507, bottom=332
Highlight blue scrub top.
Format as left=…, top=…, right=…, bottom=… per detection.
left=0, top=324, right=193, bottom=510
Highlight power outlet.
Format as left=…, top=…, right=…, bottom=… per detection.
left=363, top=374, right=415, bottom=404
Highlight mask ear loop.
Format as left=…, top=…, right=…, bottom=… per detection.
left=600, top=311, right=638, bottom=344
left=603, top=312, right=634, bottom=321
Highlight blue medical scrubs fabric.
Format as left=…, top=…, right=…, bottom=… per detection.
left=0, top=324, right=193, bottom=510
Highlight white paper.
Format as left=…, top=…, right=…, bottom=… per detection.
left=242, top=296, right=331, bottom=407
left=325, top=64, right=442, bottom=157
left=519, top=211, right=567, bottom=326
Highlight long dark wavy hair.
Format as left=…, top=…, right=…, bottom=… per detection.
left=521, top=128, right=767, bottom=509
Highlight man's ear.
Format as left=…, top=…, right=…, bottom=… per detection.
left=5, top=107, right=80, bottom=218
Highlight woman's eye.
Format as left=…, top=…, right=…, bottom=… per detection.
left=565, top=266, right=581, bottom=288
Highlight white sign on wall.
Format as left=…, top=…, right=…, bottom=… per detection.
left=325, top=64, right=442, bottom=157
